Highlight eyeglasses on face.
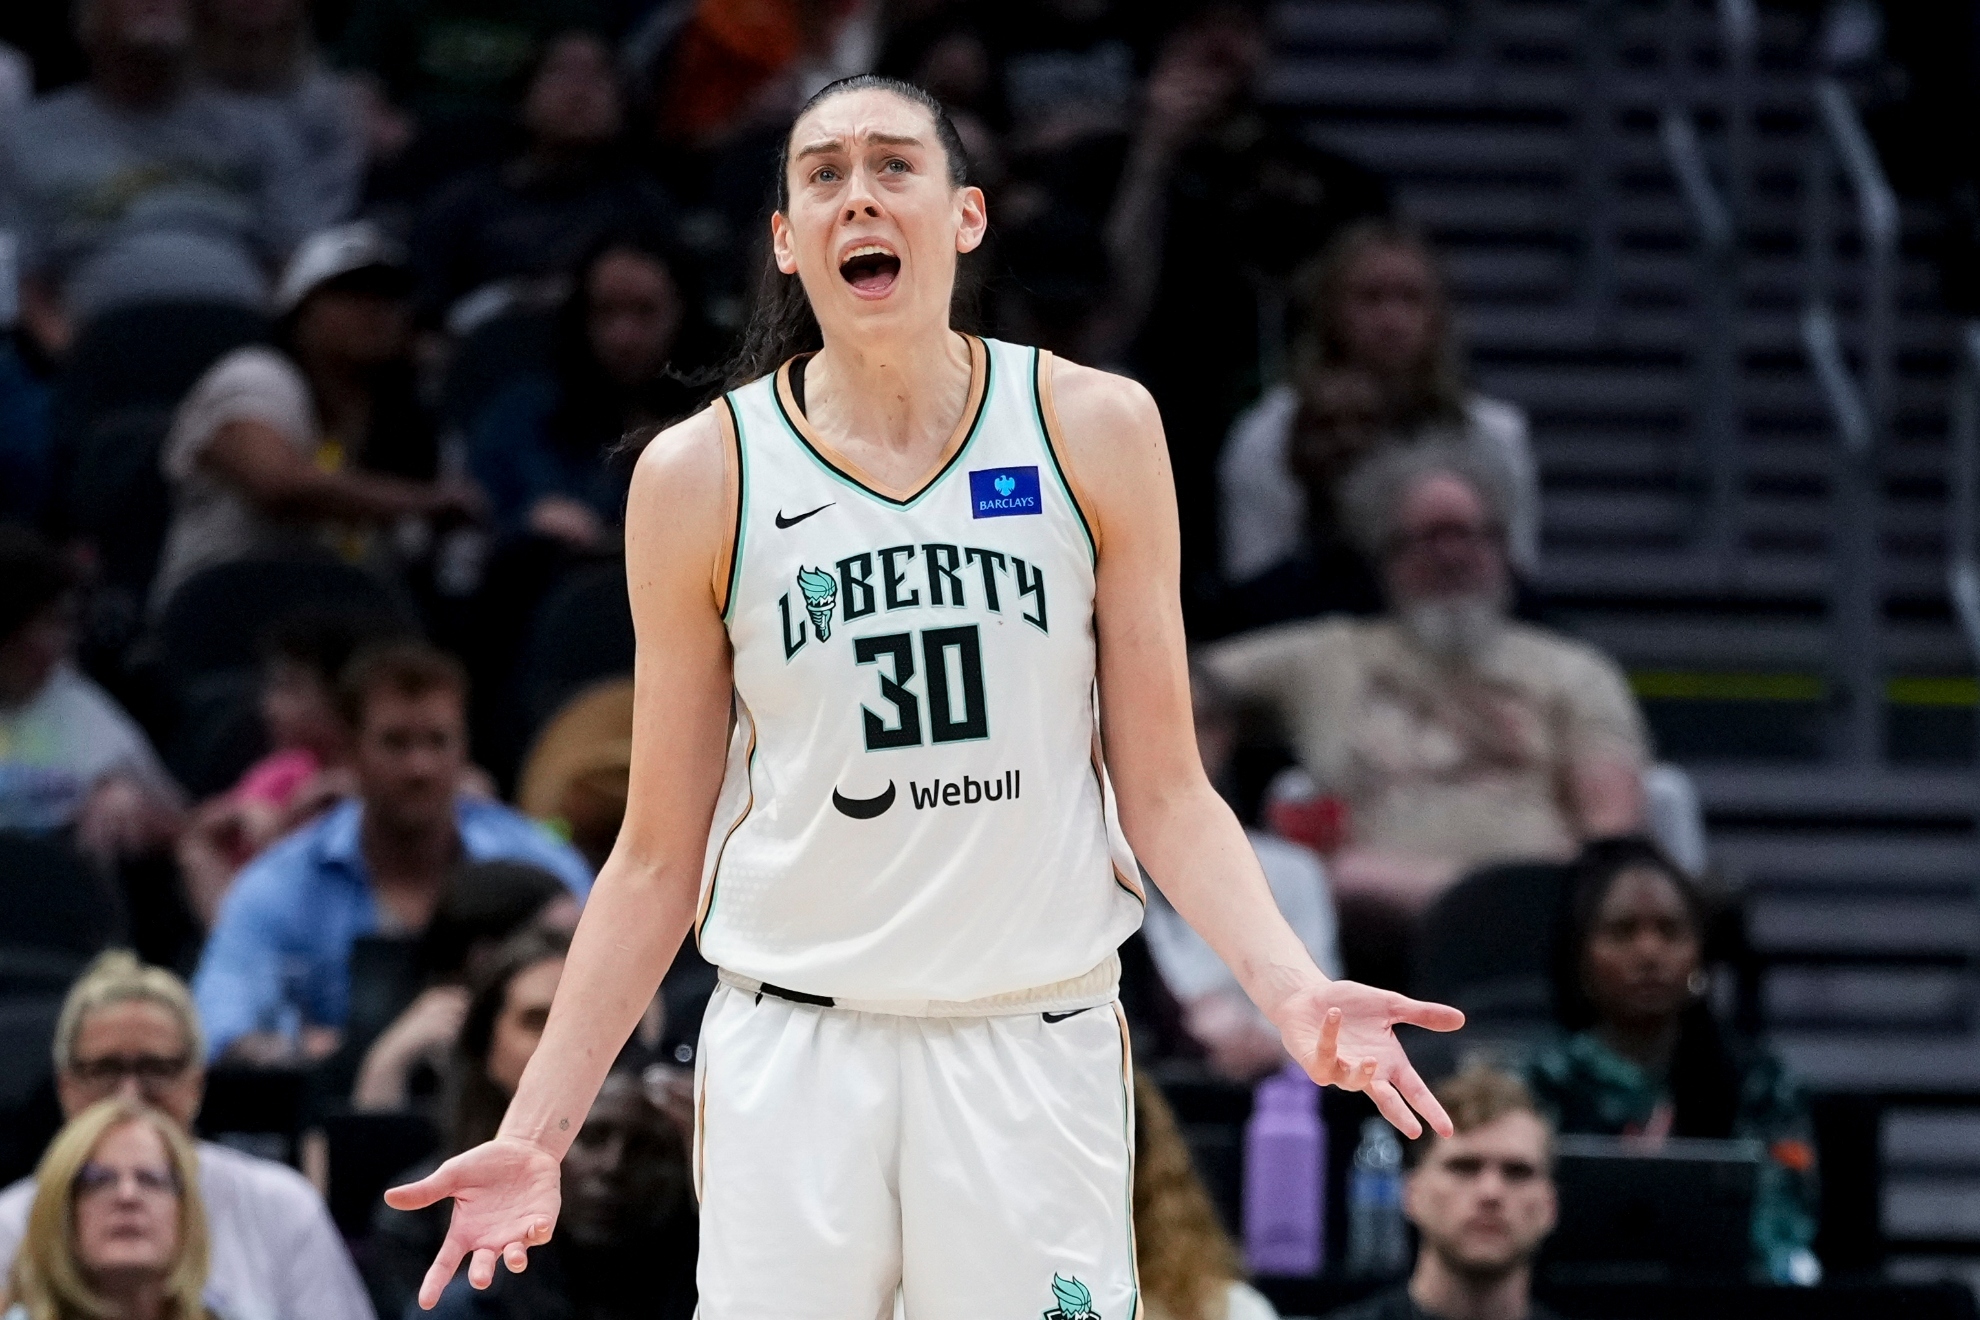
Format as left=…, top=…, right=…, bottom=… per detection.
left=73, top=1162, right=181, bottom=1198
left=66, top=1054, right=193, bottom=1087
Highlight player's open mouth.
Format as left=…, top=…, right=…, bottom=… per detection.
left=839, top=244, right=900, bottom=296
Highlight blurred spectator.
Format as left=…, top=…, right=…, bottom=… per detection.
left=1144, top=662, right=1338, bottom=1082
left=1322, top=1066, right=1559, bottom=1320
left=1133, top=1072, right=1278, bottom=1320
left=1221, top=222, right=1537, bottom=628
left=515, top=678, right=632, bottom=871
left=411, top=31, right=674, bottom=330
left=1528, top=839, right=1819, bottom=1284
left=3, top=1098, right=213, bottom=1320
left=467, top=231, right=697, bottom=547
left=426, top=1072, right=697, bottom=1320
left=0, top=342, right=52, bottom=523
left=646, top=0, right=876, bottom=151
left=349, top=865, right=574, bottom=1114
left=0, top=0, right=316, bottom=359
left=195, top=0, right=367, bottom=225
left=1105, top=3, right=1388, bottom=618
left=151, top=222, right=481, bottom=611
left=361, top=926, right=567, bottom=1320
left=0, top=952, right=373, bottom=1320
left=1203, top=446, right=1646, bottom=988
left=0, top=42, right=29, bottom=110
left=175, top=608, right=412, bottom=925
left=190, top=642, right=591, bottom=1063
left=0, top=527, right=182, bottom=861
left=336, top=0, right=615, bottom=134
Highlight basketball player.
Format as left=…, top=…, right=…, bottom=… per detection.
left=388, top=76, right=1464, bottom=1318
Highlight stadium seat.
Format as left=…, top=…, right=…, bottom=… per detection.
left=147, top=559, right=413, bottom=683
left=513, top=561, right=636, bottom=740
left=1411, top=861, right=1574, bottom=1072
left=0, top=831, right=125, bottom=960
left=318, top=1111, right=440, bottom=1237
left=441, top=307, right=556, bottom=430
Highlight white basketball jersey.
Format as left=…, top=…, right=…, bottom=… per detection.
left=697, top=335, right=1144, bottom=1002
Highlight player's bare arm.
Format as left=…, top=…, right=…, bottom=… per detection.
left=1048, top=354, right=1463, bottom=1138
left=384, top=406, right=739, bottom=1305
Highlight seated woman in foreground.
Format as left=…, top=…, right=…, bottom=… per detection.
left=1526, top=838, right=1820, bottom=1284
left=3, top=1098, right=216, bottom=1320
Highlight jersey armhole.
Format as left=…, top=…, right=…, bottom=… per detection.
left=1033, top=348, right=1102, bottom=565
left=715, top=394, right=746, bottom=622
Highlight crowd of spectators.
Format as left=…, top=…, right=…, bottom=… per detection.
left=0, top=0, right=1823, bottom=1315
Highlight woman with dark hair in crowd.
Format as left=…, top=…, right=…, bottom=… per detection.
left=364, top=926, right=570, bottom=1320
left=411, top=30, right=676, bottom=331
left=1527, top=837, right=1820, bottom=1284
left=152, top=221, right=482, bottom=611
left=468, top=230, right=702, bottom=552
left=1217, top=219, right=1539, bottom=630
left=1133, top=1073, right=1279, bottom=1320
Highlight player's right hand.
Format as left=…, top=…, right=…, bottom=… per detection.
left=384, top=1135, right=563, bottom=1309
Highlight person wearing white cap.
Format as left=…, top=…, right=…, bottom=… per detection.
left=151, top=221, right=485, bottom=611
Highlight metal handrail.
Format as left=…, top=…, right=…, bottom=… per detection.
left=1800, top=75, right=1898, bottom=766
left=1660, top=0, right=1748, bottom=570
left=1947, top=321, right=1980, bottom=664
left=1802, top=77, right=1899, bottom=436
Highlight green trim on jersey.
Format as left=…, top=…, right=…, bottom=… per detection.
left=768, top=345, right=996, bottom=510
left=1031, top=348, right=1098, bottom=568
left=720, top=393, right=748, bottom=623
left=697, top=722, right=758, bottom=945
left=1115, top=1008, right=1142, bottom=1320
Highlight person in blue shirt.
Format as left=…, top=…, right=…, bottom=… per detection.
left=192, top=640, right=590, bottom=1063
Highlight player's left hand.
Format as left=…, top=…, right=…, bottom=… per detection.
left=1274, top=979, right=1465, bottom=1139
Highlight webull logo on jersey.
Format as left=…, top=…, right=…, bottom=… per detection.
left=908, top=769, right=1019, bottom=810
left=969, top=465, right=1041, bottom=518
left=778, top=543, right=1048, bottom=661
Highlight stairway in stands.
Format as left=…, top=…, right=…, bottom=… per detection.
left=1267, top=0, right=1980, bottom=1287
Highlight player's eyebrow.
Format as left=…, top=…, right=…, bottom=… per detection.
left=794, top=132, right=926, bottom=161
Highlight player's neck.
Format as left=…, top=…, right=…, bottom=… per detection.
left=805, top=326, right=973, bottom=458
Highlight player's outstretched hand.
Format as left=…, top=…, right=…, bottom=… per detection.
left=1275, top=979, right=1465, bottom=1140
left=383, top=1136, right=563, bottom=1309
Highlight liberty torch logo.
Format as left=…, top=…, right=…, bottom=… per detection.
left=796, top=566, right=837, bottom=642
left=1042, top=1274, right=1099, bottom=1320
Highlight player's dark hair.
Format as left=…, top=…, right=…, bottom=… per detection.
left=720, top=75, right=977, bottom=392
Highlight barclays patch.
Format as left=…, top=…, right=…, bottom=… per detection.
left=969, top=465, right=1042, bottom=518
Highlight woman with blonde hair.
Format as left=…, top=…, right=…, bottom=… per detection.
left=1135, top=1073, right=1279, bottom=1320
left=3, top=1099, right=214, bottom=1320
left=1218, top=218, right=1539, bottom=630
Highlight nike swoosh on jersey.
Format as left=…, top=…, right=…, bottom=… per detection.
left=775, top=503, right=834, bottom=529
left=831, top=781, right=896, bottom=819
left=1041, top=1008, right=1093, bottom=1023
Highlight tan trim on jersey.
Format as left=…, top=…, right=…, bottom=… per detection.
left=1035, top=349, right=1103, bottom=560
left=1113, top=1001, right=1143, bottom=1319
left=691, top=1045, right=709, bottom=1203
left=695, top=702, right=758, bottom=942
left=1091, top=734, right=1145, bottom=902
left=712, top=395, right=744, bottom=618
left=772, top=333, right=988, bottom=503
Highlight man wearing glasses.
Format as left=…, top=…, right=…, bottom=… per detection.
left=1202, top=444, right=1651, bottom=988
left=0, top=951, right=375, bottom=1320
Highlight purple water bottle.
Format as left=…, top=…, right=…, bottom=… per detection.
left=1243, top=1061, right=1325, bottom=1275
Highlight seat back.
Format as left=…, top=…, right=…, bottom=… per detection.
left=1412, top=860, right=1574, bottom=1024
left=514, top=562, right=636, bottom=738
left=150, top=559, right=411, bottom=683
left=0, top=831, right=124, bottom=958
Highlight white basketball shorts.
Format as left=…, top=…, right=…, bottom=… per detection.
left=692, top=979, right=1140, bottom=1320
